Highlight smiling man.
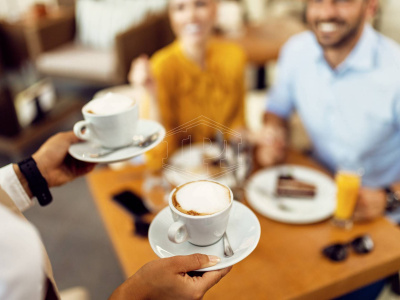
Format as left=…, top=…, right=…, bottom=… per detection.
left=308, top=0, right=376, bottom=67
left=255, top=0, right=400, bottom=227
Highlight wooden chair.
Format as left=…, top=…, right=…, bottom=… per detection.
left=25, top=9, right=174, bottom=86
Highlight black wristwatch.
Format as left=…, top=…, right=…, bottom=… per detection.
left=17, top=157, right=53, bottom=206
left=385, top=186, right=400, bottom=212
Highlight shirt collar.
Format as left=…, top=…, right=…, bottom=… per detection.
left=312, top=24, right=378, bottom=72
left=175, top=40, right=213, bottom=75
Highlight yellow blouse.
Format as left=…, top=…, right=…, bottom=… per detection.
left=147, top=39, right=246, bottom=169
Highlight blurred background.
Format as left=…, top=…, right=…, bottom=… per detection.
left=0, top=0, right=399, bottom=299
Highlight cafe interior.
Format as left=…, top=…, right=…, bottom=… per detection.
left=1, top=0, right=400, bottom=299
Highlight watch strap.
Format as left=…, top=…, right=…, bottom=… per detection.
left=18, top=157, right=52, bottom=206
left=385, top=186, right=400, bottom=212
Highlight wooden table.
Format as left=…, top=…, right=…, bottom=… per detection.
left=216, top=17, right=306, bottom=65
left=87, top=151, right=400, bottom=299
left=216, top=17, right=306, bottom=89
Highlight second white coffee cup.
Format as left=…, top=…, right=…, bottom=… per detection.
left=73, top=93, right=139, bottom=149
left=168, top=180, right=233, bottom=246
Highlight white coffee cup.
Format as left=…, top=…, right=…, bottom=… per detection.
left=168, top=180, right=233, bottom=246
left=73, top=93, right=139, bottom=149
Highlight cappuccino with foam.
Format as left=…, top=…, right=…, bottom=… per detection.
left=73, top=92, right=139, bottom=149
left=85, top=93, right=134, bottom=115
left=172, top=180, right=231, bottom=216
left=168, top=180, right=233, bottom=246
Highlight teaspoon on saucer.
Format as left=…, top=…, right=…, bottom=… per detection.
left=223, top=232, right=234, bottom=257
left=89, top=132, right=160, bottom=158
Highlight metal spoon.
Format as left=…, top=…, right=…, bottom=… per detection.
left=89, top=132, right=160, bottom=158
left=223, top=232, right=234, bottom=257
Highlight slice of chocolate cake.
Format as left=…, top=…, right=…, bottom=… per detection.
left=275, top=175, right=316, bottom=198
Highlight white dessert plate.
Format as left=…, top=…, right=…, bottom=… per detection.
left=163, top=144, right=236, bottom=187
left=68, top=119, right=165, bottom=163
left=245, top=165, right=336, bottom=224
left=148, top=201, right=261, bottom=271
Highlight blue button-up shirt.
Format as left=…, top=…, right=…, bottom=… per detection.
left=267, top=25, right=400, bottom=188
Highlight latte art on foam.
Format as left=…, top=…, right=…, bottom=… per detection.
left=85, top=93, right=134, bottom=115
left=173, top=181, right=231, bottom=216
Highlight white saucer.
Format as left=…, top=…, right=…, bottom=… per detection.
left=149, top=201, right=261, bottom=271
left=163, top=144, right=236, bottom=187
left=68, top=119, right=165, bottom=163
left=245, top=165, right=336, bottom=224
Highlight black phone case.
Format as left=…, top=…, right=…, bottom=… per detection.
left=112, top=190, right=150, bottom=217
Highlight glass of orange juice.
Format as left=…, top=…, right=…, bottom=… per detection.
left=142, top=144, right=171, bottom=212
left=332, top=169, right=362, bottom=229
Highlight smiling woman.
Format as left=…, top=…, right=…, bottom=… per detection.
left=129, top=0, right=247, bottom=169
left=168, top=0, right=217, bottom=66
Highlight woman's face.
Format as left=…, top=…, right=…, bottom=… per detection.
left=169, top=0, right=216, bottom=46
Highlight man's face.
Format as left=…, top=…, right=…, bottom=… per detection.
left=169, top=0, right=216, bottom=46
left=306, top=0, right=371, bottom=49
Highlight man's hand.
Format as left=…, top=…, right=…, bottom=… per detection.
left=110, top=254, right=232, bottom=300
left=353, top=187, right=386, bottom=222
left=252, top=124, right=287, bottom=167
left=31, top=131, right=96, bottom=187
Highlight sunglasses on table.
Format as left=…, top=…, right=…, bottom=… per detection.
left=322, top=235, right=374, bottom=262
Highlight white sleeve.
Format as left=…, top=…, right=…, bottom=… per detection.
left=0, top=164, right=34, bottom=212
left=0, top=205, right=45, bottom=300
